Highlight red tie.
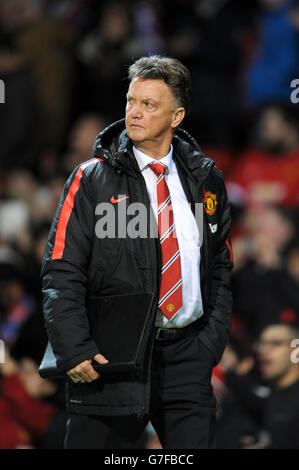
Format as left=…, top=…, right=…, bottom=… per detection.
left=150, top=162, right=183, bottom=320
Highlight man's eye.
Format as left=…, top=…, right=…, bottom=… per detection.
left=145, top=103, right=154, bottom=109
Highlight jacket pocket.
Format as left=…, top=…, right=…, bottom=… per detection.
left=197, top=329, right=217, bottom=366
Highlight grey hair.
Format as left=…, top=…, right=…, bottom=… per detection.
left=128, top=55, right=192, bottom=115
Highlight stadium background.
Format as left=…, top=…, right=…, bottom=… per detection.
left=0, top=0, right=299, bottom=449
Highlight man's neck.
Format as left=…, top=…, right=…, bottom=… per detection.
left=275, top=367, right=299, bottom=388
left=133, top=139, right=173, bottom=160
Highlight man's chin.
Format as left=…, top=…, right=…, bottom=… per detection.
left=127, top=129, right=146, bottom=144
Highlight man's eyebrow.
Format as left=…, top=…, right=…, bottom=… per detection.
left=143, top=98, right=158, bottom=104
left=126, top=94, right=158, bottom=104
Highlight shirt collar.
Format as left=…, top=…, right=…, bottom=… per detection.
left=133, top=145, right=174, bottom=174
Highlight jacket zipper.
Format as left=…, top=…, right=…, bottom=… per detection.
left=126, top=152, right=160, bottom=417
left=137, top=170, right=161, bottom=418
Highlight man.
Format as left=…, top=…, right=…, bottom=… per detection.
left=254, top=323, right=299, bottom=448
left=227, top=103, right=299, bottom=208
left=41, top=55, right=233, bottom=449
left=221, top=323, right=299, bottom=448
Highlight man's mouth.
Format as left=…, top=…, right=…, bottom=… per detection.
left=131, top=123, right=143, bottom=128
left=259, top=358, right=272, bottom=373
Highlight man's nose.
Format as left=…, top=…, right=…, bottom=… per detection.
left=131, top=103, right=142, bottom=119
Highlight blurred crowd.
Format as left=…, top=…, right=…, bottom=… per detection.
left=0, top=0, right=299, bottom=449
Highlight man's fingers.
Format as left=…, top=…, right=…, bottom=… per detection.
left=68, top=371, right=97, bottom=383
left=78, top=371, right=95, bottom=383
left=67, top=371, right=84, bottom=383
left=67, top=360, right=100, bottom=383
left=66, top=354, right=109, bottom=383
left=82, top=366, right=99, bottom=382
left=73, top=369, right=95, bottom=383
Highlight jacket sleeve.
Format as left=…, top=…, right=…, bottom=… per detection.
left=199, top=170, right=234, bottom=364
left=41, top=161, right=100, bottom=372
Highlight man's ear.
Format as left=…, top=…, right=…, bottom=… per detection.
left=171, top=107, right=185, bottom=129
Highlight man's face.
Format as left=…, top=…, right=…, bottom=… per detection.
left=256, top=325, right=294, bottom=381
left=258, top=109, right=289, bottom=149
left=125, top=78, right=181, bottom=151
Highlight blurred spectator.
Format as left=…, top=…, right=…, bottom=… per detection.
left=0, top=0, right=75, bottom=152
left=228, top=103, right=299, bottom=208
left=245, top=0, right=299, bottom=109
left=200, top=145, right=234, bottom=178
left=0, top=0, right=298, bottom=450
left=17, top=355, right=67, bottom=449
left=219, top=323, right=299, bottom=448
left=286, top=242, right=299, bottom=283
left=231, top=204, right=296, bottom=269
left=0, top=350, right=57, bottom=448
left=76, top=1, right=136, bottom=120
left=0, top=256, right=67, bottom=449
left=0, top=199, right=31, bottom=251
left=181, top=0, right=255, bottom=147
left=132, top=0, right=164, bottom=55
left=0, top=169, right=60, bottom=256
left=215, top=340, right=259, bottom=448
left=161, top=0, right=241, bottom=173
left=0, top=257, right=47, bottom=364
left=231, top=205, right=299, bottom=340
left=0, top=34, right=40, bottom=172
left=45, top=0, right=94, bottom=34
left=62, top=113, right=107, bottom=174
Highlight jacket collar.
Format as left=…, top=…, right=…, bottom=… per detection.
left=93, top=118, right=214, bottom=179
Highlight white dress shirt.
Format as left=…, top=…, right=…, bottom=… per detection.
left=133, top=145, right=204, bottom=328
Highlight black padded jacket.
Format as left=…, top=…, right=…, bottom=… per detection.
left=41, top=119, right=233, bottom=417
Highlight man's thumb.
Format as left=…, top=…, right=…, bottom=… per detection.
left=93, top=353, right=109, bottom=364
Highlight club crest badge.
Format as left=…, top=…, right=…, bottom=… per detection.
left=166, top=303, right=175, bottom=313
left=203, top=190, right=217, bottom=215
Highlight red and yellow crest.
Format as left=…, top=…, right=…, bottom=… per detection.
left=203, top=190, right=217, bottom=215
left=166, top=303, right=175, bottom=313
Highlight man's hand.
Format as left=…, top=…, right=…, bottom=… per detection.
left=241, top=435, right=267, bottom=449
left=0, top=352, right=19, bottom=376
left=67, top=354, right=109, bottom=383
left=220, top=345, right=255, bottom=375
left=19, top=358, right=57, bottom=398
